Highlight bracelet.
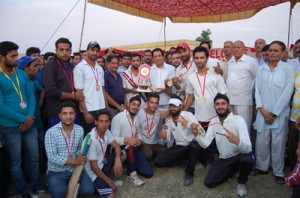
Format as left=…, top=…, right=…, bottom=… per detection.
left=270, top=113, right=277, bottom=118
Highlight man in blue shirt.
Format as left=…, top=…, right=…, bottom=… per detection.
left=0, top=41, right=46, bottom=198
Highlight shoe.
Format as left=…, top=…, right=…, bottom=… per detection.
left=183, top=175, right=193, bottom=186
left=113, top=180, right=123, bottom=187
left=275, top=176, right=285, bottom=184
left=250, top=168, right=268, bottom=176
left=195, top=162, right=205, bottom=170
left=32, top=189, right=48, bottom=195
left=127, top=171, right=145, bottom=187
left=236, top=183, right=247, bottom=197
left=21, top=193, right=32, bottom=198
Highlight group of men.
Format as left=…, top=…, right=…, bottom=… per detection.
left=0, top=37, right=300, bottom=198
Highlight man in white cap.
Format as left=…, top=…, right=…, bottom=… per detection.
left=154, top=94, right=205, bottom=186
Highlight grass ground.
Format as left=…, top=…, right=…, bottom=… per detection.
left=8, top=164, right=292, bottom=198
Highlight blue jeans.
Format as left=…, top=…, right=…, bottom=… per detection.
left=0, top=125, right=44, bottom=195
left=126, top=147, right=153, bottom=178
left=48, top=170, right=94, bottom=198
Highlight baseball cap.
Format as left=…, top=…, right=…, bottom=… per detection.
left=176, top=42, right=190, bottom=51
left=87, top=41, right=100, bottom=50
left=18, top=56, right=37, bottom=70
left=168, top=94, right=182, bottom=106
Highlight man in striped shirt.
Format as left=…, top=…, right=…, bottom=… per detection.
left=45, top=101, right=94, bottom=198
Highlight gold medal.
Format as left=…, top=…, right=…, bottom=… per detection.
left=96, top=84, right=100, bottom=91
left=200, top=96, right=207, bottom=104
left=166, top=80, right=173, bottom=87
left=146, top=134, right=151, bottom=139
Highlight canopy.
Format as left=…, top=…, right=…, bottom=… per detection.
left=88, top=0, right=299, bottom=23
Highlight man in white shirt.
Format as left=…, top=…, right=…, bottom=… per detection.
left=173, top=42, right=197, bottom=113
left=117, top=52, right=131, bottom=74
left=111, top=96, right=153, bottom=186
left=192, top=93, right=254, bottom=197
left=137, top=93, right=165, bottom=161
left=253, top=41, right=294, bottom=184
left=219, top=41, right=234, bottom=83
left=154, top=95, right=205, bottom=186
left=85, top=109, right=125, bottom=198
left=253, top=38, right=267, bottom=66
left=74, top=41, right=107, bottom=134
left=226, top=40, right=258, bottom=134
left=150, top=48, right=175, bottom=110
left=185, top=46, right=227, bottom=129
left=121, top=53, right=146, bottom=107
left=199, top=41, right=221, bottom=73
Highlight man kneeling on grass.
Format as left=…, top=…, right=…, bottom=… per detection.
left=192, top=93, right=255, bottom=197
left=85, top=109, right=126, bottom=198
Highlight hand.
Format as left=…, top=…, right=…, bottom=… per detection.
left=159, top=111, right=169, bottom=118
left=260, top=108, right=274, bottom=125
left=118, top=105, right=125, bottom=112
left=131, top=88, right=138, bottom=94
left=74, top=155, right=86, bottom=165
left=19, top=124, right=29, bottom=132
left=84, top=112, right=94, bottom=124
left=160, top=130, right=167, bottom=140
left=108, top=180, right=118, bottom=192
left=75, top=91, right=84, bottom=101
left=172, top=77, right=179, bottom=84
left=155, top=88, right=164, bottom=94
left=190, top=123, right=199, bottom=136
left=213, top=63, right=223, bottom=75
left=223, top=127, right=240, bottom=145
left=113, top=157, right=123, bottom=177
left=179, top=115, right=188, bottom=128
left=296, top=117, right=300, bottom=129
left=125, top=137, right=140, bottom=146
left=296, top=148, right=300, bottom=156
left=24, top=116, right=35, bottom=127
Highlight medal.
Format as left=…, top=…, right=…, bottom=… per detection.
left=200, top=96, right=207, bottom=104
left=177, top=77, right=183, bottom=85
left=20, top=101, right=27, bottom=109
left=96, top=84, right=100, bottom=91
left=167, top=80, right=173, bottom=87
left=146, top=134, right=151, bottom=139
left=162, top=125, right=168, bottom=130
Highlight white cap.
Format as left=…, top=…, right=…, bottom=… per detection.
left=168, top=98, right=182, bottom=106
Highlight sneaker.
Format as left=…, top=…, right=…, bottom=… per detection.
left=113, top=180, right=123, bottom=187
left=183, top=175, right=193, bottom=186
left=21, top=193, right=32, bottom=198
left=236, top=184, right=247, bottom=197
left=127, top=171, right=145, bottom=187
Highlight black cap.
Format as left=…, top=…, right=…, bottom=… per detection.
left=214, top=93, right=229, bottom=104
left=87, top=41, right=100, bottom=50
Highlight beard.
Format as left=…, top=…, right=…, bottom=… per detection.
left=170, top=109, right=181, bottom=117
left=216, top=108, right=230, bottom=118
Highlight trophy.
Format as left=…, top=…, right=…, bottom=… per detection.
left=136, top=64, right=152, bottom=92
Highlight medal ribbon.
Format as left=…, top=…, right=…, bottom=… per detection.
left=196, top=69, right=207, bottom=98
left=126, top=110, right=136, bottom=163
left=130, top=71, right=140, bottom=85
left=90, top=66, right=99, bottom=86
left=56, top=59, right=74, bottom=91
left=94, top=128, right=107, bottom=160
left=145, top=109, right=155, bottom=139
left=0, top=67, right=24, bottom=103
left=60, top=128, right=76, bottom=157
left=179, top=61, right=193, bottom=77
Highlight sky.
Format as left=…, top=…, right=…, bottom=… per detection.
left=0, top=0, right=299, bottom=54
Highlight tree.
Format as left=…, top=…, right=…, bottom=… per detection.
left=195, top=29, right=212, bottom=44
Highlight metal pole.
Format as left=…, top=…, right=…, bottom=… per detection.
left=164, top=17, right=166, bottom=51
left=79, top=0, right=88, bottom=51
left=287, top=0, right=293, bottom=48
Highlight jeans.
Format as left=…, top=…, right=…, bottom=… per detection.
left=48, top=170, right=94, bottom=198
left=125, top=147, right=153, bottom=178
left=0, top=125, right=44, bottom=195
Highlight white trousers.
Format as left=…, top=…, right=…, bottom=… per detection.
left=231, top=105, right=252, bottom=135
left=255, top=118, right=288, bottom=177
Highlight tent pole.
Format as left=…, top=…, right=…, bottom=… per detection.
left=164, top=17, right=166, bottom=51
left=79, top=0, right=88, bottom=52
left=287, top=0, right=292, bottom=48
